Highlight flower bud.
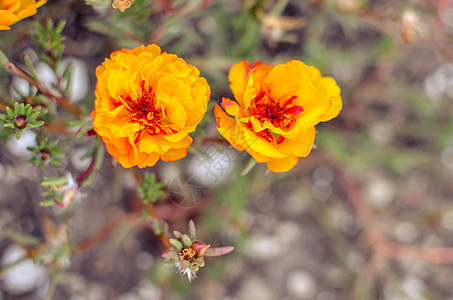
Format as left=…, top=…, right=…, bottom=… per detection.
left=40, top=149, right=51, bottom=161
left=14, top=115, right=27, bottom=129
left=192, top=241, right=211, bottom=257
left=86, top=129, right=96, bottom=137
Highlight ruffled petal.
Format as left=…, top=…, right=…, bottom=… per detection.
left=266, top=156, right=300, bottom=173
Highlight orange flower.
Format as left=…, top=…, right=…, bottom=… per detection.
left=91, top=45, right=210, bottom=168
left=215, top=60, right=342, bottom=172
left=0, top=0, right=46, bottom=30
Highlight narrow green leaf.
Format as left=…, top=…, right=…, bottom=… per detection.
left=15, top=130, right=22, bottom=140
left=48, top=140, right=59, bottom=148
left=1, top=227, right=41, bottom=247
left=42, top=190, right=57, bottom=197
left=55, top=20, right=66, bottom=36
left=6, top=107, right=14, bottom=119
left=0, top=49, right=9, bottom=65
left=46, top=18, right=53, bottom=33
left=19, top=104, right=25, bottom=115
left=30, top=121, right=44, bottom=127
left=23, top=55, right=39, bottom=80
left=63, top=64, right=73, bottom=95
left=40, top=198, right=57, bottom=207
left=94, top=145, right=105, bottom=170
left=25, top=105, right=33, bottom=116
left=49, top=160, right=64, bottom=167
left=42, top=176, right=68, bottom=186
left=241, top=157, right=257, bottom=176
left=13, top=102, right=20, bottom=114
left=28, top=110, right=39, bottom=122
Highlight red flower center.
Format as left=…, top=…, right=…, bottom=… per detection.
left=249, top=91, right=303, bottom=128
left=122, top=81, right=177, bottom=139
left=247, top=91, right=304, bottom=144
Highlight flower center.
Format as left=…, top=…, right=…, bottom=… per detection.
left=179, top=247, right=196, bottom=262
left=249, top=91, right=303, bottom=128
left=122, top=81, right=177, bottom=138
left=247, top=91, right=304, bottom=144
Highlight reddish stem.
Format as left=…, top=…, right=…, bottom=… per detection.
left=76, top=212, right=142, bottom=253
left=4, top=62, right=83, bottom=118
left=337, top=167, right=453, bottom=265
left=76, top=155, right=96, bottom=187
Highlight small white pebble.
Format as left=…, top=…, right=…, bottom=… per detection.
left=187, top=144, right=236, bottom=187
left=136, top=280, right=162, bottom=299
left=394, top=222, right=418, bottom=243
left=238, top=277, right=275, bottom=300
left=58, top=58, right=89, bottom=104
left=69, top=147, right=92, bottom=172
left=424, top=64, right=453, bottom=101
left=6, top=130, right=36, bottom=159
left=370, top=122, right=395, bottom=145
left=286, top=270, right=317, bottom=299
left=402, top=277, right=425, bottom=299
left=366, top=179, right=397, bottom=208
left=248, top=235, right=281, bottom=260
left=1, top=245, right=48, bottom=295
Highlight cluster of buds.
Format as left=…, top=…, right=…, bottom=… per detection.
left=0, top=102, right=44, bottom=139
left=28, top=135, right=64, bottom=169
left=162, top=220, right=234, bottom=281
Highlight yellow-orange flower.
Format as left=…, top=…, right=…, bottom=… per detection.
left=0, top=0, right=46, bottom=30
left=91, top=45, right=210, bottom=168
left=215, top=60, right=342, bottom=173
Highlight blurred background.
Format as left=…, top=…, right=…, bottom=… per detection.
left=2, top=0, right=453, bottom=299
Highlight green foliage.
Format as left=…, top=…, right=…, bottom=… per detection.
left=0, top=50, right=9, bottom=65
left=139, top=172, right=166, bottom=203
left=84, top=0, right=110, bottom=7
left=0, top=102, right=44, bottom=140
left=27, top=135, right=65, bottom=169
left=32, top=19, right=66, bottom=66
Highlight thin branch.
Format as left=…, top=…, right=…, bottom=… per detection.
left=146, top=202, right=172, bottom=249
left=0, top=101, right=7, bottom=112
left=337, top=167, right=453, bottom=265
left=0, top=256, right=28, bottom=277
left=75, top=154, right=96, bottom=187
left=4, top=62, right=83, bottom=118
left=44, top=269, right=61, bottom=300
left=75, top=212, right=141, bottom=253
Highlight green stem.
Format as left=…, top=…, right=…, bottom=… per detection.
left=44, top=270, right=60, bottom=300
left=0, top=256, right=28, bottom=277
left=240, top=157, right=257, bottom=176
